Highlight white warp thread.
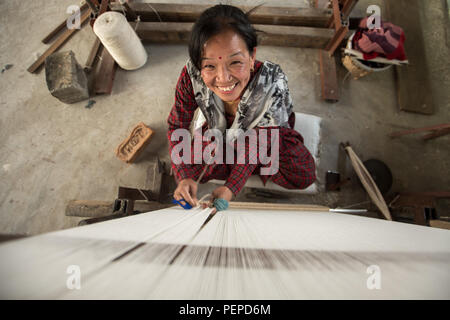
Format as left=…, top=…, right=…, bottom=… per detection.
left=93, top=12, right=147, bottom=70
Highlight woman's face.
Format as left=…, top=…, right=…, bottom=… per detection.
left=200, top=30, right=256, bottom=103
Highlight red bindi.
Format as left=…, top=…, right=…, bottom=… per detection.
left=218, top=56, right=222, bottom=60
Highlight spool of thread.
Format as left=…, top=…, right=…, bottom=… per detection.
left=213, top=198, right=229, bottom=211
left=93, top=12, right=147, bottom=70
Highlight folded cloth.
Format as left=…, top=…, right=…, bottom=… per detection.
left=353, top=17, right=407, bottom=61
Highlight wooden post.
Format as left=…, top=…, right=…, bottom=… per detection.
left=319, top=50, right=339, bottom=102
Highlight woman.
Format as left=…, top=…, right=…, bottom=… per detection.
left=167, top=4, right=316, bottom=207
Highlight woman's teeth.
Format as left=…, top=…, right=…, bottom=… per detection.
left=217, top=83, right=237, bottom=92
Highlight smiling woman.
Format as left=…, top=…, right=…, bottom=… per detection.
left=167, top=5, right=316, bottom=207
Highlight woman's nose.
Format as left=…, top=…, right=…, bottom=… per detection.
left=216, top=65, right=232, bottom=82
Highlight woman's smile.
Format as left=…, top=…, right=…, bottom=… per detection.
left=216, top=82, right=239, bottom=93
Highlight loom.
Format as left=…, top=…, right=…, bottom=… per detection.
left=0, top=205, right=449, bottom=299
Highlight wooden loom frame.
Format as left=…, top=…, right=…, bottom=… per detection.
left=112, top=1, right=359, bottom=102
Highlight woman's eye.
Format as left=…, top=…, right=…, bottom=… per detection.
left=231, top=61, right=242, bottom=65
left=203, top=65, right=215, bottom=70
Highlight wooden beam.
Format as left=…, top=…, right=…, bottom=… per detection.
left=328, top=0, right=342, bottom=29
left=319, top=50, right=339, bottom=102
left=386, top=0, right=434, bottom=114
left=429, top=220, right=450, bottom=230
left=256, top=24, right=334, bottom=48
left=111, top=3, right=332, bottom=27
left=84, top=37, right=102, bottom=72
left=423, top=127, right=450, bottom=140
left=341, top=0, right=359, bottom=20
left=42, top=3, right=88, bottom=44
left=389, top=123, right=450, bottom=138
left=227, top=202, right=330, bottom=212
left=94, top=46, right=117, bottom=95
left=400, top=192, right=450, bottom=199
left=134, top=22, right=335, bottom=49
left=134, top=22, right=192, bottom=44
left=325, top=25, right=349, bottom=56
left=28, top=9, right=91, bottom=73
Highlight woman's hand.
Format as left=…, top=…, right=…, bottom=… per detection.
left=174, top=178, right=198, bottom=207
left=211, top=186, right=233, bottom=203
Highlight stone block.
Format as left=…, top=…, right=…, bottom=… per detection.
left=45, top=51, right=89, bottom=104
left=117, top=158, right=163, bottom=196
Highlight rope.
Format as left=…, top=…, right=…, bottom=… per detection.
left=146, top=3, right=163, bottom=22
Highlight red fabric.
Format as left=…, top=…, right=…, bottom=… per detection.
left=167, top=61, right=316, bottom=196
left=353, top=18, right=407, bottom=61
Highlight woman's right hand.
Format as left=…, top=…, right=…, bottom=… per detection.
left=173, top=178, right=198, bottom=207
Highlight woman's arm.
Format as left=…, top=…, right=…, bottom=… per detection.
left=167, top=66, right=198, bottom=181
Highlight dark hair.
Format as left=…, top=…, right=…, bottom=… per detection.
left=188, top=5, right=258, bottom=70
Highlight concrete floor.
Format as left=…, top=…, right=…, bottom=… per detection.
left=0, top=0, right=449, bottom=236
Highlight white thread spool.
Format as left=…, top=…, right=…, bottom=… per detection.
left=93, top=12, right=147, bottom=70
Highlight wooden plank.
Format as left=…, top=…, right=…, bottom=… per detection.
left=389, top=123, right=450, bottom=138
left=386, top=0, right=434, bottom=114
left=319, top=49, right=339, bottom=102
left=423, top=127, right=450, bottom=140
left=84, top=37, right=102, bottom=71
left=28, top=9, right=91, bottom=73
left=227, top=202, right=330, bottom=212
left=134, top=22, right=192, bottom=44
left=342, top=0, right=359, bottom=19
left=112, top=3, right=332, bottom=27
left=256, top=24, right=334, bottom=48
left=134, top=22, right=335, bottom=49
left=401, top=192, right=450, bottom=198
left=328, top=0, right=342, bottom=29
left=42, top=3, right=88, bottom=44
left=325, top=25, right=349, bottom=56
left=429, top=220, right=450, bottom=230
left=94, top=46, right=117, bottom=94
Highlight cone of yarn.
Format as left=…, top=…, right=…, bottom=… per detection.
left=93, top=12, right=147, bottom=70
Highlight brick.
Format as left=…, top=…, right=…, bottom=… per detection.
left=116, top=122, right=154, bottom=163
left=45, top=51, right=89, bottom=104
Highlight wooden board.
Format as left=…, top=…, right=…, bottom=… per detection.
left=94, top=46, right=117, bottom=95
left=319, top=49, right=339, bottom=102
left=429, top=220, right=450, bottom=230
left=84, top=37, right=102, bottom=71
left=42, top=3, right=89, bottom=44
left=28, top=9, right=91, bottom=73
left=112, top=3, right=332, bottom=27
left=134, top=22, right=335, bottom=49
left=386, top=0, right=434, bottom=114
